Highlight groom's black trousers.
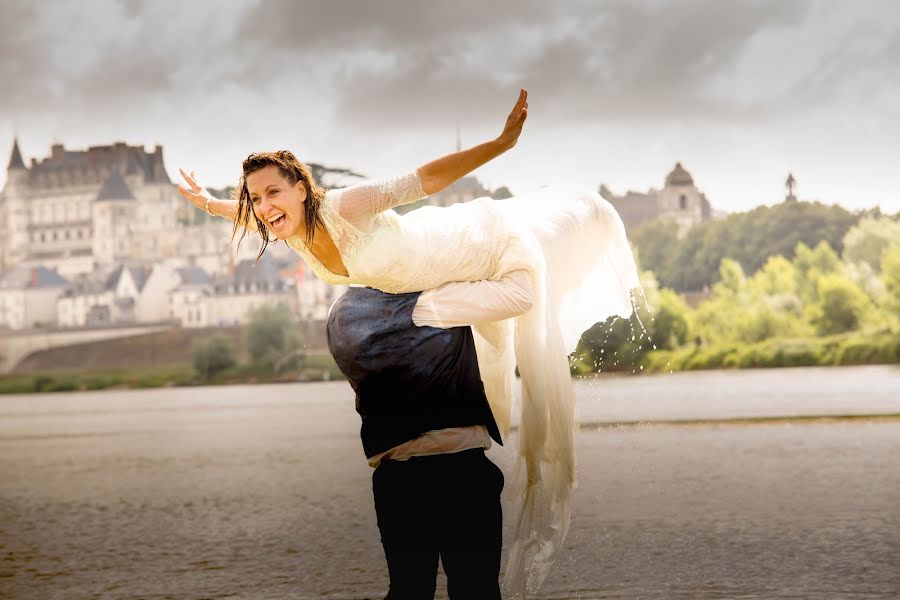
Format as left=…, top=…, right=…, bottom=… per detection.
left=372, top=447, right=504, bottom=600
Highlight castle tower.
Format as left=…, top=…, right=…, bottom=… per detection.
left=657, top=162, right=711, bottom=234
left=92, top=166, right=137, bottom=264
left=2, top=138, right=32, bottom=267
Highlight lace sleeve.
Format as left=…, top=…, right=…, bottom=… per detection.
left=330, top=170, right=427, bottom=232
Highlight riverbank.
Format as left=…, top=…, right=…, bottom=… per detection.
left=3, top=330, right=898, bottom=394
left=636, top=330, right=900, bottom=373
left=0, top=353, right=345, bottom=394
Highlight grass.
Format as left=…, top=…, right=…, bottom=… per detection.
left=0, top=354, right=346, bottom=395
left=640, top=330, right=900, bottom=373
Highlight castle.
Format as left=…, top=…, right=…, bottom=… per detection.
left=0, top=138, right=188, bottom=276
left=0, top=139, right=299, bottom=331
left=600, top=162, right=712, bottom=233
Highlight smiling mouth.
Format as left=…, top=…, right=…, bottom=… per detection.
left=270, top=215, right=286, bottom=227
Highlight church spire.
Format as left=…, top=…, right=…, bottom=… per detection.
left=8, top=137, right=26, bottom=170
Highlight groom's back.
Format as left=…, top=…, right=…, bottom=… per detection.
left=326, top=286, right=502, bottom=459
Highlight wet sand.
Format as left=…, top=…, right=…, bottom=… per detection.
left=2, top=366, right=899, bottom=599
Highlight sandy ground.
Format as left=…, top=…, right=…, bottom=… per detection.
left=1, top=366, right=899, bottom=599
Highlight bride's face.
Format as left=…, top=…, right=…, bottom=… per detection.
left=246, top=165, right=308, bottom=239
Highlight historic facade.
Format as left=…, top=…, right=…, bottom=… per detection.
left=600, top=162, right=712, bottom=234
left=0, top=138, right=204, bottom=276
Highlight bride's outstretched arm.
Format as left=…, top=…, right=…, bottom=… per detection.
left=417, top=88, right=528, bottom=195
left=333, top=89, right=529, bottom=231
left=177, top=168, right=258, bottom=231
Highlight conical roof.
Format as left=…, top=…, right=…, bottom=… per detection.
left=96, top=167, right=135, bottom=201
left=7, top=137, right=25, bottom=170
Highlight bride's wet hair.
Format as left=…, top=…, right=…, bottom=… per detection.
left=232, top=150, right=326, bottom=260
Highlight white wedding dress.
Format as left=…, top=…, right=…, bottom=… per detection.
left=286, top=172, right=640, bottom=596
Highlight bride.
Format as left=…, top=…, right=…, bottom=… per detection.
left=178, top=89, right=640, bottom=596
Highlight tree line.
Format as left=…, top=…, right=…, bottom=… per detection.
left=575, top=212, right=900, bottom=373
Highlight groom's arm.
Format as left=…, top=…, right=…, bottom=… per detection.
left=412, top=269, right=534, bottom=328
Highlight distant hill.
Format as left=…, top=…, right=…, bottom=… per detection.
left=630, top=200, right=882, bottom=292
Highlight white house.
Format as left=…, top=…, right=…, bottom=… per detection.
left=0, top=266, right=69, bottom=330
left=57, top=263, right=151, bottom=327
left=207, top=255, right=297, bottom=326
left=168, top=266, right=213, bottom=328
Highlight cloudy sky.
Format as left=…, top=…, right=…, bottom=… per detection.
left=2, top=0, right=898, bottom=213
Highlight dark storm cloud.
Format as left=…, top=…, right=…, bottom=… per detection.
left=235, top=0, right=811, bottom=128
left=0, top=1, right=176, bottom=119
left=3, top=0, right=899, bottom=134
left=790, top=17, right=900, bottom=112
left=0, top=2, right=55, bottom=112
left=578, top=0, right=807, bottom=114
left=236, top=0, right=562, bottom=53
left=0, top=1, right=243, bottom=125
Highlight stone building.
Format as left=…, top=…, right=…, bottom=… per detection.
left=0, top=266, right=69, bottom=330
left=0, top=138, right=183, bottom=276
left=56, top=263, right=152, bottom=328
left=206, top=255, right=297, bottom=326
left=600, top=162, right=712, bottom=234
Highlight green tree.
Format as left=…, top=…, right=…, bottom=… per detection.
left=244, top=303, right=304, bottom=374
left=793, top=241, right=842, bottom=303
left=842, top=216, right=900, bottom=271
left=881, top=246, right=900, bottom=321
left=809, top=273, right=872, bottom=335
left=631, top=201, right=858, bottom=292
left=751, top=255, right=798, bottom=296
left=715, top=258, right=748, bottom=296
left=629, top=220, right=679, bottom=281
left=192, top=335, right=237, bottom=379
left=649, top=288, right=693, bottom=349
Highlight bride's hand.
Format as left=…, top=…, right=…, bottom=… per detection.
left=177, top=167, right=215, bottom=211
left=497, top=88, right=528, bottom=151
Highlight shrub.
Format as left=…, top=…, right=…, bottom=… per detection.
left=243, top=304, right=304, bottom=374
left=192, top=335, right=237, bottom=380
left=810, top=273, right=872, bottom=335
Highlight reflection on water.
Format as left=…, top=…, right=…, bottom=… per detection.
left=1, top=367, right=899, bottom=599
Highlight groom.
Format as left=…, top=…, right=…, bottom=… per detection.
left=326, top=270, right=533, bottom=600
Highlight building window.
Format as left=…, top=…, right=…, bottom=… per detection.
left=679, top=194, right=687, bottom=210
